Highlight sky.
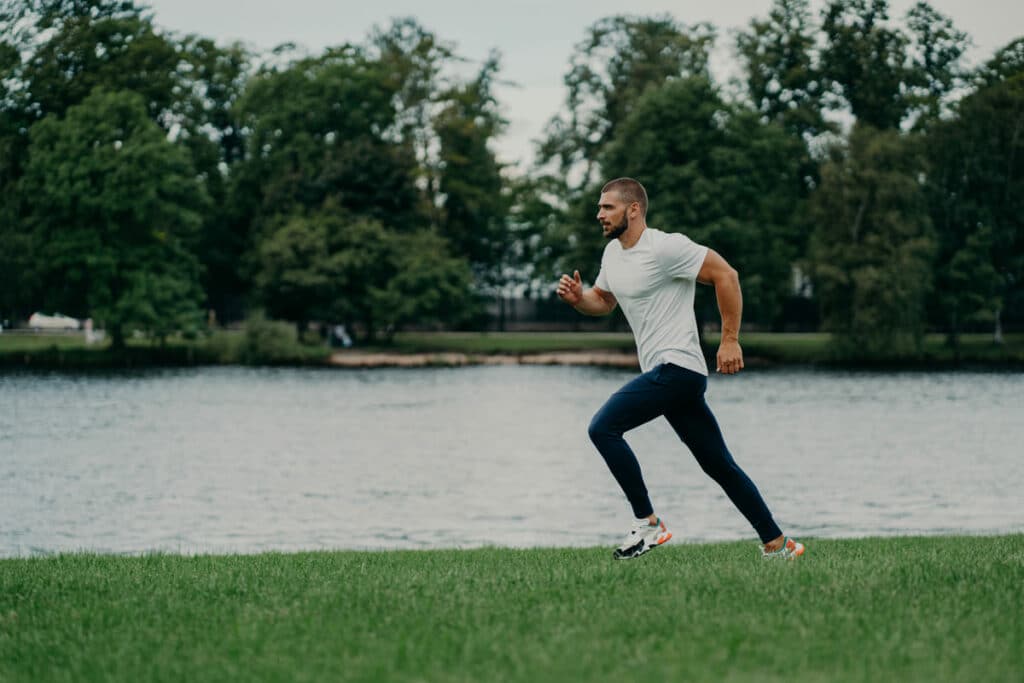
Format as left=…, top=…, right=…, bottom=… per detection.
left=141, top=1, right=1024, bottom=167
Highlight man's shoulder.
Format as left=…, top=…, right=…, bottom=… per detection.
left=601, top=238, right=622, bottom=259
left=649, top=228, right=705, bottom=251
left=647, top=227, right=689, bottom=242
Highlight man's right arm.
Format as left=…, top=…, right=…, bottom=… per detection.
left=557, top=270, right=617, bottom=316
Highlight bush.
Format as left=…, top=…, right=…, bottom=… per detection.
left=240, top=312, right=325, bottom=365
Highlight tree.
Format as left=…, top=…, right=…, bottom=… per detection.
left=736, top=0, right=831, bottom=141
left=434, top=53, right=510, bottom=291
left=172, top=36, right=253, bottom=320
left=538, top=15, right=715, bottom=191
left=599, top=77, right=807, bottom=327
left=903, top=1, right=969, bottom=127
left=20, top=89, right=208, bottom=348
left=819, top=0, right=911, bottom=129
left=365, top=228, right=477, bottom=338
left=231, top=44, right=422, bottom=236
left=0, top=35, right=33, bottom=320
left=977, top=38, right=1024, bottom=86
left=253, top=206, right=475, bottom=341
left=2, top=1, right=255, bottom=323
left=252, top=213, right=336, bottom=331
left=925, top=67, right=1024, bottom=344
left=809, top=125, right=936, bottom=358
left=12, top=1, right=181, bottom=123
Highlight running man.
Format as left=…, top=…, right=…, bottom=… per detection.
left=556, top=177, right=804, bottom=561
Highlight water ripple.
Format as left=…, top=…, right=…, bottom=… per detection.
left=1, top=366, right=1022, bottom=556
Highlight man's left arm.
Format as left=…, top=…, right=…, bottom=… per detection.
left=696, top=249, right=744, bottom=375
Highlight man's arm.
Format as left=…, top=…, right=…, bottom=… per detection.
left=696, top=249, right=744, bottom=374
left=557, top=270, right=617, bottom=316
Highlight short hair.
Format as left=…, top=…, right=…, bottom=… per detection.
left=602, top=178, right=648, bottom=217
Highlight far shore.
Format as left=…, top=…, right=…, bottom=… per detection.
left=2, top=330, right=1022, bottom=369
left=327, top=350, right=641, bottom=368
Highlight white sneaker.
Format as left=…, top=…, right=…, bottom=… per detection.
left=761, top=537, right=805, bottom=560
left=612, top=517, right=672, bottom=560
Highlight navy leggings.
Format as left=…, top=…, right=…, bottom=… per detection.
left=588, top=362, right=783, bottom=543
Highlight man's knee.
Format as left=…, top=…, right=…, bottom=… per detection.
left=588, top=412, right=615, bottom=445
left=697, top=452, right=740, bottom=481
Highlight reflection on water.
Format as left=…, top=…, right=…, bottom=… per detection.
left=1, top=366, right=1022, bottom=556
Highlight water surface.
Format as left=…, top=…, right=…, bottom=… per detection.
left=1, top=366, right=1021, bottom=556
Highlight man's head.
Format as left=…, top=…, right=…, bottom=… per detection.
left=597, top=178, right=648, bottom=240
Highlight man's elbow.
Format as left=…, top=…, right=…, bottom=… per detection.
left=714, top=267, right=740, bottom=288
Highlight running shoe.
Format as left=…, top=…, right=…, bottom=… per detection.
left=612, top=517, right=672, bottom=560
left=761, top=537, right=805, bottom=560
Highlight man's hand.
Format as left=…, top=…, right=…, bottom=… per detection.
left=716, top=339, right=744, bottom=375
left=557, top=270, right=583, bottom=305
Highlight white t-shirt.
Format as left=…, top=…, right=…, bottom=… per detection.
left=595, top=228, right=709, bottom=375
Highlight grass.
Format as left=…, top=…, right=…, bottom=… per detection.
left=379, top=331, right=638, bottom=355
left=1, top=535, right=1022, bottom=682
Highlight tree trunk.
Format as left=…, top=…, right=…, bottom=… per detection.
left=994, top=307, right=1004, bottom=345
left=110, top=324, right=125, bottom=352
left=947, top=309, right=960, bottom=362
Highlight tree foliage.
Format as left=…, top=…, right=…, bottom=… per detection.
left=809, top=125, right=936, bottom=357
left=20, top=89, right=208, bottom=346
left=602, top=77, right=807, bottom=326
left=0, top=0, right=1021, bottom=354
left=925, top=67, right=1024, bottom=343
left=539, top=15, right=714, bottom=190
left=736, top=0, right=831, bottom=140
left=253, top=207, right=474, bottom=340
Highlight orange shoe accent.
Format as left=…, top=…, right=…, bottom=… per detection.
left=658, top=532, right=672, bottom=545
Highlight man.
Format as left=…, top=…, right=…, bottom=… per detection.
left=556, top=177, right=804, bottom=561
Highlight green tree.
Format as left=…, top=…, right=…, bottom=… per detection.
left=20, top=89, right=208, bottom=348
left=819, top=0, right=911, bottom=129
left=809, top=125, right=936, bottom=358
left=903, top=1, right=969, bottom=127
left=925, top=67, right=1024, bottom=345
left=978, top=38, right=1024, bottom=86
left=252, top=213, right=336, bottom=331
left=736, top=0, right=831, bottom=140
left=11, top=1, right=180, bottom=122
left=253, top=207, right=475, bottom=341
left=532, top=15, right=716, bottom=301
left=0, top=35, right=32, bottom=320
left=232, top=44, right=421, bottom=235
left=601, top=77, right=808, bottom=327
left=539, top=15, right=715, bottom=191
left=434, top=53, right=510, bottom=291
left=2, top=1, right=252, bottom=323
left=172, top=36, right=252, bottom=320
left=365, top=228, right=477, bottom=339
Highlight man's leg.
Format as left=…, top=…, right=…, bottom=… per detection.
left=662, top=371, right=783, bottom=544
left=588, top=367, right=674, bottom=519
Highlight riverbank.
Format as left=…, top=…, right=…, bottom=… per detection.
left=326, top=349, right=640, bottom=367
left=2, top=535, right=1021, bottom=682
left=1, top=330, right=1022, bottom=369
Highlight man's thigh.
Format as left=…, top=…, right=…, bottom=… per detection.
left=591, top=365, right=679, bottom=434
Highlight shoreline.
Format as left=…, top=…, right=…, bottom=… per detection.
left=326, top=350, right=641, bottom=368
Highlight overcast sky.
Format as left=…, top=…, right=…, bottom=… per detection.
left=141, top=1, right=1023, bottom=166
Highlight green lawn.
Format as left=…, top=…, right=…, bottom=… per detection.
left=0, top=333, right=94, bottom=352
left=1, top=536, right=1021, bottom=682
left=381, top=331, right=638, bottom=354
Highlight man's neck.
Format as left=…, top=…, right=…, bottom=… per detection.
left=617, top=222, right=647, bottom=250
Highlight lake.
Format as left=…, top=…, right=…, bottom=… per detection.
left=1, top=365, right=1021, bottom=556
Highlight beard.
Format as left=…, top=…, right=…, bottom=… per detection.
left=604, top=216, right=628, bottom=240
